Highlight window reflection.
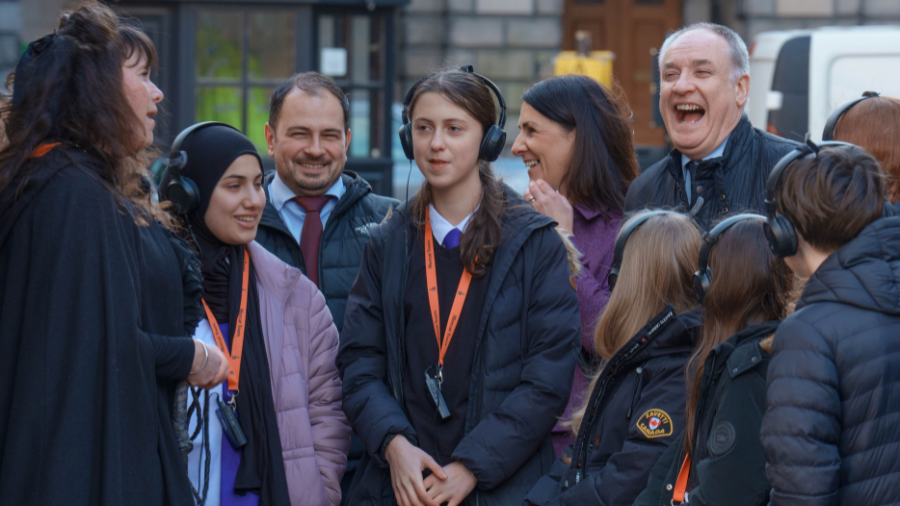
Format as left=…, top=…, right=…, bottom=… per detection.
left=196, top=11, right=242, bottom=80
left=195, top=8, right=295, bottom=152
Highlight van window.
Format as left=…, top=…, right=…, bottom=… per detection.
left=767, top=36, right=810, bottom=142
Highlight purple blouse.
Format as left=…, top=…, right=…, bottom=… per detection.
left=551, top=203, right=621, bottom=457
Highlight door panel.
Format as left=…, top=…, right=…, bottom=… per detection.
left=563, top=0, right=681, bottom=147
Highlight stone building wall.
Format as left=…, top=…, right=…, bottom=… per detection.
left=398, top=0, right=564, bottom=156
left=682, top=0, right=900, bottom=41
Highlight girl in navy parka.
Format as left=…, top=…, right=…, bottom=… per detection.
left=524, top=210, right=702, bottom=506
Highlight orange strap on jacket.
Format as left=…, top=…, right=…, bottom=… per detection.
left=201, top=247, right=250, bottom=391
left=673, top=453, right=691, bottom=504
left=424, top=207, right=472, bottom=369
left=27, top=142, right=61, bottom=160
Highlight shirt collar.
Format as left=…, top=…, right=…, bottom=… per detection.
left=428, top=202, right=476, bottom=246
left=269, top=172, right=346, bottom=211
left=681, top=133, right=731, bottom=169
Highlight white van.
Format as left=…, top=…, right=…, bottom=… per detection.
left=747, top=26, right=900, bottom=142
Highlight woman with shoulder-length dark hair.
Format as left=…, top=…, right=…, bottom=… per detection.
left=337, top=66, right=580, bottom=506
left=0, top=2, right=228, bottom=505
left=511, top=74, right=640, bottom=455
left=635, top=215, right=795, bottom=506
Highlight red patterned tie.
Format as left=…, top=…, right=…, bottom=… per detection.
left=294, top=196, right=331, bottom=287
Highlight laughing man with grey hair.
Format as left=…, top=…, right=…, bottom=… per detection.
left=624, top=22, right=798, bottom=231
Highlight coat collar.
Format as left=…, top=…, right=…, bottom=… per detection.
left=798, top=216, right=900, bottom=316
left=246, top=240, right=303, bottom=302
left=664, top=115, right=754, bottom=181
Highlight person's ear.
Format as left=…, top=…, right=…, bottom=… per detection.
left=344, top=129, right=352, bottom=157
left=265, top=123, right=276, bottom=158
left=735, top=73, right=750, bottom=109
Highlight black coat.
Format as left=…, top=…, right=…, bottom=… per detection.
left=0, top=147, right=196, bottom=505
left=624, top=116, right=798, bottom=230
left=523, top=305, right=701, bottom=506
left=255, top=170, right=398, bottom=332
left=636, top=320, right=780, bottom=506
left=337, top=185, right=581, bottom=506
left=761, top=217, right=900, bottom=506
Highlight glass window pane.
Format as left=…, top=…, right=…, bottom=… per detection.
left=350, top=16, right=370, bottom=84
left=248, top=12, right=295, bottom=80
left=349, top=89, right=384, bottom=158
left=318, top=15, right=336, bottom=49
left=247, top=86, right=275, bottom=155
left=196, top=86, right=242, bottom=129
left=349, top=89, right=370, bottom=158
left=196, top=10, right=243, bottom=80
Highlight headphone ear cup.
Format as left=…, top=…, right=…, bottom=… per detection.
left=166, top=176, right=200, bottom=214
left=478, top=126, right=506, bottom=162
left=765, top=215, right=798, bottom=258
left=399, top=124, right=414, bottom=161
left=692, top=267, right=712, bottom=304
left=776, top=215, right=798, bottom=257
left=607, top=270, right=618, bottom=291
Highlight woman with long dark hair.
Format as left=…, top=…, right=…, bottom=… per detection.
left=160, top=123, right=350, bottom=506
left=635, top=215, right=794, bottom=506
left=511, top=75, right=639, bottom=455
left=0, top=2, right=227, bottom=504
left=524, top=211, right=702, bottom=506
left=337, top=67, right=580, bottom=506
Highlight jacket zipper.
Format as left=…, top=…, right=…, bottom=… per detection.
left=626, top=366, right=643, bottom=419
left=573, top=343, right=646, bottom=482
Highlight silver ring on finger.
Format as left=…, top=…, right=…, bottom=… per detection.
left=528, top=196, right=536, bottom=204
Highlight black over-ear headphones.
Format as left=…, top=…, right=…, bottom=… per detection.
left=160, top=121, right=241, bottom=214
left=399, top=64, right=507, bottom=162
left=822, top=91, right=880, bottom=141
left=607, top=210, right=670, bottom=290
left=693, top=213, right=766, bottom=304
left=763, top=138, right=893, bottom=258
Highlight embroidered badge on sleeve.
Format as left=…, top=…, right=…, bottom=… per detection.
left=636, top=409, right=674, bottom=438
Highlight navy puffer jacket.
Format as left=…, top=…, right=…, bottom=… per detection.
left=761, top=217, right=900, bottom=506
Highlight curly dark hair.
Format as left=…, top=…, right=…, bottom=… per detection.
left=0, top=0, right=171, bottom=227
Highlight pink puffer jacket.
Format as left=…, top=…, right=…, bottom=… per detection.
left=248, top=241, right=351, bottom=506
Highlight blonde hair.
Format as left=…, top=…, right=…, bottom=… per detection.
left=570, top=211, right=701, bottom=436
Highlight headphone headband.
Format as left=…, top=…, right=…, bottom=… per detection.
left=697, top=214, right=766, bottom=279
left=160, top=121, right=241, bottom=214
left=607, top=210, right=671, bottom=290
left=693, top=213, right=766, bottom=303
left=763, top=140, right=855, bottom=220
left=399, top=65, right=507, bottom=161
left=822, top=91, right=880, bottom=141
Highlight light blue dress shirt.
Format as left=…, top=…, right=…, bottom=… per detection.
left=681, top=133, right=730, bottom=205
left=268, top=172, right=346, bottom=245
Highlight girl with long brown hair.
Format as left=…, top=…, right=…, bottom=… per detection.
left=337, top=66, right=580, bottom=506
left=635, top=215, right=794, bottom=506
left=0, top=2, right=227, bottom=504
left=524, top=210, right=702, bottom=506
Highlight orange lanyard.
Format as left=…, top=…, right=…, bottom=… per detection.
left=201, top=247, right=250, bottom=391
left=27, top=142, right=61, bottom=159
left=673, top=453, right=691, bottom=504
left=424, top=207, right=473, bottom=370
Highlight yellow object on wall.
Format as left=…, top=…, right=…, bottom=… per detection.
left=553, top=51, right=615, bottom=89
